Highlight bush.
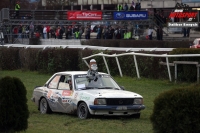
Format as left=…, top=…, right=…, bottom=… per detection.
left=0, top=76, right=29, bottom=132
left=150, top=86, right=200, bottom=133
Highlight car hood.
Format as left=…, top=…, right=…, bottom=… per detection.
left=82, top=89, right=142, bottom=98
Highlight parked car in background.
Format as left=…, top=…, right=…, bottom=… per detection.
left=190, top=38, right=200, bottom=48
left=31, top=71, right=145, bottom=119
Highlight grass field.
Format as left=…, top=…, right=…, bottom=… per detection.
left=0, top=70, right=193, bottom=133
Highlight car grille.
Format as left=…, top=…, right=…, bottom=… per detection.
left=106, top=98, right=134, bottom=105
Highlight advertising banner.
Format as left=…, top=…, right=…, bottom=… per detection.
left=67, top=11, right=102, bottom=20
left=168, top=22, right=198, bottom=27
left=182, top=0, right=200, bottom=3
left=113, top=11, right=148, bottom=20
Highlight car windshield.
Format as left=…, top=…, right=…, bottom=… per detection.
left=74, top=74, right=120, bottom=90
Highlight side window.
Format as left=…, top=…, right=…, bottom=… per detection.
left=48, top=75, right=60, bottom=89
left=58, top=75, right=72, bottom=90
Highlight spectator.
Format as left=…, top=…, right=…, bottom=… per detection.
left=186, top=28, right=190, bottom=37
left=71, top=26, right=76, bottom=39
left=87, top=26, right=91, bottom=39
left=15, top=1, right=20, bottom=19
left=50, top=26, right=56, bottom=39
left=96, top=25, right=101, bottom=39
left=156, top=26, right=160, bottom=40
left=79, top=26, right=83, bottom=39
left=68, top=26, right=72, bottom=39
left=114, top=28, right=119, bottom=39
left=132, top=0, right=135, bottom=8
left=43, top=25, right=47, bottom=39
left=109, top=27, right=114, bottom=39
left=75, top=30, right=80, bottom=39
left=55, top=26, right=60, bottom=39
left=135, top=3, right=139, bottom=10
left=13, top=26, right=18, bottom=38
left=46, top=25, right=50, bottom=39
left=18, top=25, right=22, bottom=38
left=29, top=22, right=34, bottom=38
left=124, top=30, right=128, bottom=39
left=104, top=28, right=109, bottom=39
left=127, top=30, right=132, bottom=39
left=64, top=26, right=68, bottom=39
left=138, top=3, right=141, bottom=10
left=130, top=5, right=135, bottom=10
left=35, top=30, right=40, bottom=38
left=59, top=26, right=64, bottom=39
left=147, top=26, right=153, bottom=40
left=102, top=26, right=106, bottom=39
left=134, top=24, right=139, bottom=36
left=84, top=26, right=87, bottom=39
left=117, top=3, right=123, bottom=11
left=22, top=25, right=26, bottom=38
left=124, top=3, right=128, bottom=11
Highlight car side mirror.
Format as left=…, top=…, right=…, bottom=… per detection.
left=120, top=86, right=125, bottom=90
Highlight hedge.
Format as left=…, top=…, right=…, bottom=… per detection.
left=150, top=85, right=200, bottom=133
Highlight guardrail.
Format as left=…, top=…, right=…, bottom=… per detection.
left=82, top=52, right=200, bottom=83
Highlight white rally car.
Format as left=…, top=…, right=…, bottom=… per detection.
left=31, top=71, right=145, bottom=119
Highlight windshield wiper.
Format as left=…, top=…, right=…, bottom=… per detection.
left=79, top=87, right=97, bottom=90
left=98, top=87, right=120, bottom=90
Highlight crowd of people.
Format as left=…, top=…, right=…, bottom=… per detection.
left=10, top=23, right=163, bottom=41
left=31, top=24, right=139, bottom=40
left=117, top=1, right=141, bottom=11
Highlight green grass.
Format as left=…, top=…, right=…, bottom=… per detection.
left=0, top=70, right=193, bottom=133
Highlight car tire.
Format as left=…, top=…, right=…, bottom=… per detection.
left=40, top=98, right=51, bottom=114
left=131, top=113, right=140, bottom=119
left=77, top=102, right=90, bottom=119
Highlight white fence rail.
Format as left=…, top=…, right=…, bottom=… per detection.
left=0, top=44, right=174, bottom=52
left=82, top=52, right=200, bottom=83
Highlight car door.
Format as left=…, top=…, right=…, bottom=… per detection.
left=46, top=74, right=74, bottom=113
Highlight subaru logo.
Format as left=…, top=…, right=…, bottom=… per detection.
left=116, top=13, right=125, bottom=18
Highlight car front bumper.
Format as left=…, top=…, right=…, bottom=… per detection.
left=89, top=105, right=145, bottom=115
left=89, top=105, right=145, bottom=111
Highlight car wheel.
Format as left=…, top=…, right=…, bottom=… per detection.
left=131, top=113, right=140, bottom=119
left=40, top=98, right=51, bottom=114
left=77, top=102, right=90, bottom=119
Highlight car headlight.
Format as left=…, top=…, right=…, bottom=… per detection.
left=94, top=98, right=106, bottom=105
left=134, top=98, right=143, bottom=105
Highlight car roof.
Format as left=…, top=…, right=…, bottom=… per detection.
left=55, top=71, right=108, bottom=75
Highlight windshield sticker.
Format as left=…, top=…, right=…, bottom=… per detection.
left=77, top=84, right=85, bottom=89
left=62, top=90, right=72, bottom=96
left=80, top=93, right=90, bottom=101
left=77, top=75, right=86, bottom=77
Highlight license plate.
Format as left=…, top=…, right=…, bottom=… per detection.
left=116, top=106, right=127, bottom=110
